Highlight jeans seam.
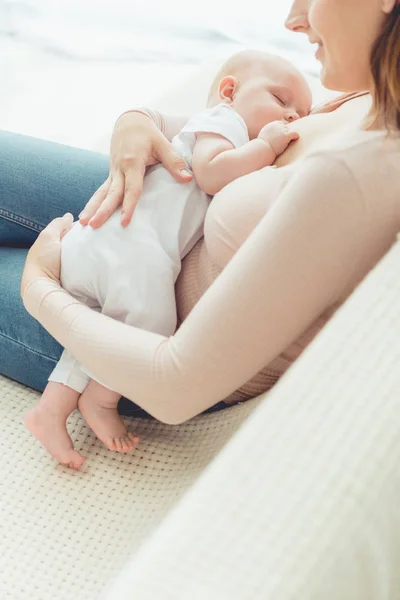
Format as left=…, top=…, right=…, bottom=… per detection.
left=0, top=208, right=45, bottom=233
left=0, top=330, right=58, bottom=364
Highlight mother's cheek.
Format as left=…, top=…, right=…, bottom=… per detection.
left=204, top=170, right=268, bottom=270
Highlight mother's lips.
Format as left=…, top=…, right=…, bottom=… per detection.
left=315, top=44, right=324, bottom=59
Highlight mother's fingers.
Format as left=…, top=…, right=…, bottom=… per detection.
left=120, top=163, right=146, bottom=227
left=60, top=213, right=75, bottom=239
left=79, top=177, right=111, bottom=226
left=155, top=134, right=192, bottom=182
left=43, top=213, right=74, bottom=239
left=87, top=171, right=125, bottom=229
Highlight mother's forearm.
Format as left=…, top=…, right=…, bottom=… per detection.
left=22, top=277, right=219, bottom=424
left=129, top=106, right=189, bottom=142
left=23, top=155, right=355, bottom=426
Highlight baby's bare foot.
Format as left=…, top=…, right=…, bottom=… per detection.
left=79, top=380, right=140, bottom=453
left=25, top=382, right=85, bottom=469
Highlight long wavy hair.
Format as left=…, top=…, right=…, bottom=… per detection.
left=369, top=4, right=400, bottom=130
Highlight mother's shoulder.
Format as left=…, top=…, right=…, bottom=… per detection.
left=329, top=129, right=400, bottom=159
left=313, top=131, right=400, bottom=217
left=307, top=130, right=400, bottom=179
left=294, top=131, right=400, bottom=213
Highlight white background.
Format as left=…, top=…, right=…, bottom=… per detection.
left=0, top=0, right=324, bottom=150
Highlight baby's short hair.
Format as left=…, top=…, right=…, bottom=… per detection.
left=207, top=49, right=279, bottom=105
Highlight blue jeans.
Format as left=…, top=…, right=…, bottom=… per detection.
left=0, top=130, right=227, bottom=418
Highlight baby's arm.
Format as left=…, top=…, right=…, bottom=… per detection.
left=192, top=122, right=298, bottom=196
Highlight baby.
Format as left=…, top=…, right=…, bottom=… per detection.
left=25, top=49, right=312, bottom=468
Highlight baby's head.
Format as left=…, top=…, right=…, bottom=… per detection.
left=208, top=50, right=312, bottom=139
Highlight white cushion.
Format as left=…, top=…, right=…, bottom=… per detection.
left=104, top=240, right=400, bottom=599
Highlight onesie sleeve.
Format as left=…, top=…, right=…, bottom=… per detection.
left=179, top=104, right=250, bottom=149
left=23, top=153, right=372, bottom=424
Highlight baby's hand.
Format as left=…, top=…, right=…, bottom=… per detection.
left=258, top=121, right=299, bottom=157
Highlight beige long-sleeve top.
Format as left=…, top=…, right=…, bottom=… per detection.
left=23, top=118, right=400, bottom=424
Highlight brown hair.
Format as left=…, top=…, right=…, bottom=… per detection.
left=369, top=4, right=400, bottom=130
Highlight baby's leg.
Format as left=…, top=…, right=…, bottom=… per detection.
left=25, top=348, right=90, bottom=467
left=81, top=241, right=176, bottom=453
left=25, top=382, right=85, bottom=469
left=78, top=379, right=140, bottom=452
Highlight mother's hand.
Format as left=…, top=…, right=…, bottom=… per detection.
left=79, top=111, right=192, bottom=230
left=20, top=213, right=74, bottom=299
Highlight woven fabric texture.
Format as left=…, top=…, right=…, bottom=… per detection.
left=104, top=238, right=400, bottom=600
left=0, top=375, right=259, bottom=600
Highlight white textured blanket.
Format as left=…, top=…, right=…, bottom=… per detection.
left=0, top=375, right=259, bottom=599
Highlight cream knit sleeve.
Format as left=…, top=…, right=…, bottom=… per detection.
left=22, top=154, right=371, bottom=424
left=128, top=106, right=188, bottom=141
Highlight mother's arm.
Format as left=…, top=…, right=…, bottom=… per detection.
left=22, top=154, right=370, bottom=424
left=127, top=107, right=189, bottom=142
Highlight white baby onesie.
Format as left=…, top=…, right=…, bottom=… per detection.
left=48, top=104, right=250, bottom=393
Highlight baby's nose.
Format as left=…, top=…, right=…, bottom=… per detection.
left=285, top=111, right=300, bottom=123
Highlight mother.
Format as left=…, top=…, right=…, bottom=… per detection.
left=3, top=0, right=400, bottom=425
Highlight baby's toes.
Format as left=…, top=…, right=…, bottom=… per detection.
left=120, top=437, right=132, bottom=452
left=112, top=437, right=124, bottom=452
left=110, top=437, right=128, bottom=452
left=120, top=435, right=135, bottom=452
left=106, top=438, right=118, bottom=452
left=106, top=435, right=138, bottom=453
left=112, top=435, right=135, bottom=453
left=128, top=432, right=140, bottom=449
left=63, top=451, right=86, bottom=470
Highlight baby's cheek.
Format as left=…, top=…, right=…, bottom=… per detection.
left=204, top=171, right=268, bottom=270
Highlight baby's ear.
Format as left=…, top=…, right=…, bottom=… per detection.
left=218, top=76, right=239, bottom=103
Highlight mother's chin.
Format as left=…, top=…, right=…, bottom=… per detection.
left=316, top=50, right=373, bottom=95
